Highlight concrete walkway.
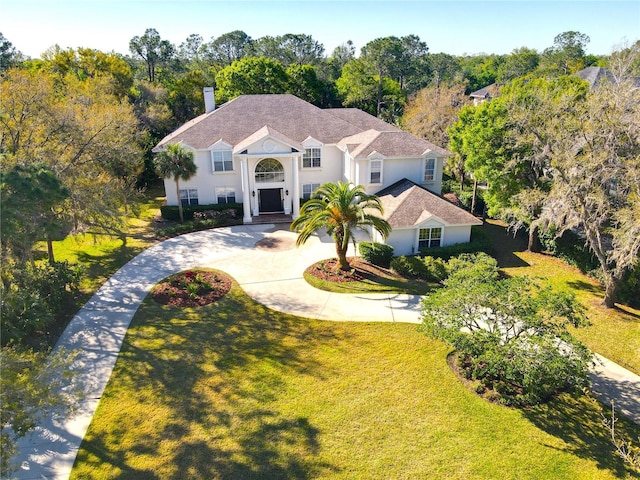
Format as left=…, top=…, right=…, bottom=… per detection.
left=13, top=225, right=640, bottom=479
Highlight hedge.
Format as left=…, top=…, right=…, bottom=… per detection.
left=160, top=203, right=243, bottom=222
left=359, top=242, right=394, bottom=268
left=418, top=226, right=491, bottom=259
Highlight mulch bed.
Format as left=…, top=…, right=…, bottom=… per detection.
left=152, top=270, right=232, bottom=307
left=304, top=257, right=396, bottom=283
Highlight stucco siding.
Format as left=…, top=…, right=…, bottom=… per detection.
left=386, top=229, right=417, bottom=256
left=441, top=225, right=472, bottom=246
left=163, top=150, right=243, bottom=206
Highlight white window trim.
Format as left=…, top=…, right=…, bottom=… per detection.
left=417, top=226, right=443, bottom=249
left=423, top=157, right=436, bottom=182
left=215, top=186, right=236, bottom=204
left=369, top=158, right=383, bottom=185
left=211, top=150, right=234, bottom=173
left=179, top=188, right=199, bottom=206
left=302, top=147, right=322, bottom=169
left=302, top=183, right=320, bottom=200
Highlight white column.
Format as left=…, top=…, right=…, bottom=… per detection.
left=240, top=156, right=252, bottom=223
left=292, top=155, right=300, bottom=219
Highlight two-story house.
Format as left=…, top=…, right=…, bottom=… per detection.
left=154, top=91, right=481, bottom=255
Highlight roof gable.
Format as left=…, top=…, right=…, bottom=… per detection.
left=232, top=125, right=304, bottom=154
left=376, top=179, right=482, bottom=228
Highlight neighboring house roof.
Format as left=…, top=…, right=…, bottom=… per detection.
left=469, top=83, right=500, bottom=100
left=575, top=66, right=640, bottom=88
left=155, top=94, right=452, bottom=157
left=376, top=179, right=482, bottom=228
left=575, top=66, right=616, bottom=88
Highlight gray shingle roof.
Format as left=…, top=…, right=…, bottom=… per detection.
left=376, top=179, right=482, bottom=228
left=154, top=94, right=451, bottom=157
left=575, top=67, right=615, bottom=88
left=339, top=129, right=450, bottom=158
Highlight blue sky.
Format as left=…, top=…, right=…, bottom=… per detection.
left=2, top=0, right=638, bottom=59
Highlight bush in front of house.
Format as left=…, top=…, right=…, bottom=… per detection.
left=359, top=242, right=394, bottom=268
left=160, top=203, right=243, bottom=222
left=390, top=255, right=447, bottom=282
left=156, top=215, right=243, bottom=238
left=419, top=226, right=491, bottom=259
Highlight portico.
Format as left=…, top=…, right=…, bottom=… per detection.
left=232, top=126, right=303, bottom=223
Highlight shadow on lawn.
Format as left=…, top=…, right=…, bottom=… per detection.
left=73, top=283, right=341, bottom=479
left=481, top=221, right=530, bottom=268
left=522, top=394, right=640, bottom=479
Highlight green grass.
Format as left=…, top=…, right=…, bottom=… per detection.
left=71, top=280, right=640, bottom=480
left=300, top=220, right=639, bottom=374
left=27, top=187, right=164, bottom=350
left=482, top=219, right=640, bottom=374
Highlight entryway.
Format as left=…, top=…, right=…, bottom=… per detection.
left=259, top=188, right=284, bottom=213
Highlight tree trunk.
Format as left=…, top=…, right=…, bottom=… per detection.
left=471, top=179, right=478, bottom=214
left=46, top=235, right=55, bottom=264
left=335, top=232, right=351, bottom=271
left=603, top=276, right=618, bottom=308
left=176, top=179, right=184, bottom=224
left=527, top=225, right=542, bottom=253
left=376, top=70, right=383, bottom=117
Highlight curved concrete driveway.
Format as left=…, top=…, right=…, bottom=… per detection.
left=15, top=225, right=421, bottom=479
left=14, top=225, right=640, bottom=479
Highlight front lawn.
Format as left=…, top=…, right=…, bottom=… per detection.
left=71, top=280, right=640, bottom=479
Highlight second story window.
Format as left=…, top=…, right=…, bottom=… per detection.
left=424, top=158, right=435, bottom=182
left=212, top=151, right=233, bottom=172
left=303, top=148, right=321, bottom=168
left=370, top=159, right=382, bottom=184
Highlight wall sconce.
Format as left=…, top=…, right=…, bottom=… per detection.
left=285, top=189, right=289, bottom=196
left=252, top=190, right=255, bottom=197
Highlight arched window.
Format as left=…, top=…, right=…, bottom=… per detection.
left=255, top=158, right=284, bottom=183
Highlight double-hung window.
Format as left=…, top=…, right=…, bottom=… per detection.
left=424, top=158, right=435, bottom=182
left=215, top=187, right=236, bottom=204
left=179, top=189, right=199, bottom=206
left=212, top=151, right=233, bottom=172
left=370, top=159, right=382, bottom=184
left=302, top=183, right=320, bottom=200
left=418, top=227, right=442, bottom=249
left=302, top=148, right=321, bottom=168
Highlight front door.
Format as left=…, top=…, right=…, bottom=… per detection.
left=259, top=188, right=283, bottom=213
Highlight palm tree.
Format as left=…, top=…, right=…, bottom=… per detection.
left=153, top=143, right=197, bottom=223
left=291, top=181, right=392, bottom=271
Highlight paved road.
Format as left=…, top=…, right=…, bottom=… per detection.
left=13, top=225, right=640, bottom=479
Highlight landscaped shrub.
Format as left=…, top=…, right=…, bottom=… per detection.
left=422, top=254, right=592, bottom=406
left=359, top=242, right=394, bottom=268
left=390, top=256, right=426, bottom=278
left=390, top=255, right=447, bottom=282
left=1, top=261, right=82, bottom=344
left=156, top=216, right=242, bottom=238
left=160, top=203, right=242, bottom=222
left=419, top=226, right=491, bottom=259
